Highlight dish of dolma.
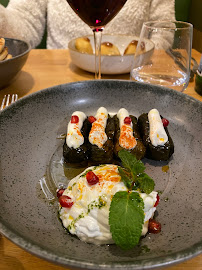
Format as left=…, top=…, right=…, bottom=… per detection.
left=113, top=108, right=146, bottom=160
left=88, top=107, right=115, bottom=165
left=138, top=109, right=174, bottom=161
left=63, top=111, right=91, bottom=165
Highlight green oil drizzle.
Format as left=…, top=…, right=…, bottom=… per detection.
left=66, top=196, right=107, bottom=231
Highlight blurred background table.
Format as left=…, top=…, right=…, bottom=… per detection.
left=0, top=48, right=201, bottom=270
left=0, top=49, right=201, bottom=102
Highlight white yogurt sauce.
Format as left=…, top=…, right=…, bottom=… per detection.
left=66, top=111, right=86, bottom=149
left=148, top=109, right=168, bottom=147
left=117, top=108, right=137, bottom=149
left=59, top=164, right=157, bottom=245
left=89, top=107, right=108, bottom=148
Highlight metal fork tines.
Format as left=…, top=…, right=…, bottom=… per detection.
left=0, top=94, right=18, bottom=110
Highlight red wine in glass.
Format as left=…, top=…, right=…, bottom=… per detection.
left=66, top=0, right=128, bottom=79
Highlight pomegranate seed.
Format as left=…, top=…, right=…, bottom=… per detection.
left=71, top=115, right=79, bottom=123
left=88, top=116, right=96, bottom=123
left=148, top=219, right=161, bottom=234
left=57, top=188, right=65, bottom=198
left=154, top=194, right=160, bottom=207
left=86, top=171, right=99, bottom=185
left=124, top=117, right=132, bottom=125
left=59, top=195, right=74, bottom=208
left=162, top=118, right=169, bottom=127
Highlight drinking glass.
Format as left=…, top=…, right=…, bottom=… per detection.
left=66, top=0, right=128, bottom=79
left=130, top=21, right=193, bottom=92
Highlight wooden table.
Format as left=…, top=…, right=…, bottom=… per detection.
left=0, top=49, right=201, bottom=270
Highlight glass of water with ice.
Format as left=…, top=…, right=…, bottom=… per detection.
left=130, top=21, right=193, bottom=92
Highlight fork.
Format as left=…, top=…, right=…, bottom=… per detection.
left=0, top=94, right=18, bottom=111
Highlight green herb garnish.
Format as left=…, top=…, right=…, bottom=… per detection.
left=135, top=173, right=154, bottom=194
left=109, top=149, right=155, bottom=250
left=67, top=196, right=107, bottom=231
left=109, top=191, right=144, bottom=250
left=118, top=150, right=155, bottom=194
left=80, top=169, right=92, bottom=177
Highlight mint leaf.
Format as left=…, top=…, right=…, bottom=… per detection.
left=136, top=173, right=155, bottom=194
left=118, top=166, right=132, bottom=189
left=118, top=150, right=154, bottom=194
left=131, top=159, right=146, bottom=176
left=109, top=191, right=144, bottom=250
left=118, top=150, right=145, bottom=178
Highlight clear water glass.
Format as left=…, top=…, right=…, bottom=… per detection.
left=130, top=21, right=193, bottom=92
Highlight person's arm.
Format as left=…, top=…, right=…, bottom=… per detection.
left=0, top=0, right=47, bottom=48
left=149, top=0, right=175, bottom=22
left=148, top=0, right=176, bottom=49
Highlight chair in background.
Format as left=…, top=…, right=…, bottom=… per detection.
left=189, top=0, right=202, bottom=53
left=175, top=0, right=202, bottom=53
left=175, top=0, right=191, bottom=21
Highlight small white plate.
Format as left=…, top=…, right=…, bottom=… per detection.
left=68, top=34, right=154, bottom=75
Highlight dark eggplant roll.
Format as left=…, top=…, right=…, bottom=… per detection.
left=88, top=107, right=115, bottom=165
left=138, top=110, right=174, bottom=161
left=113, top=109, right=146, bottom=160
left=63, top=112, right=91, bottom=165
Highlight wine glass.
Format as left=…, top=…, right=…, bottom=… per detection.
left=130, top=21, right=193, bottom=92
left=66, top=0, right=128, bottom=79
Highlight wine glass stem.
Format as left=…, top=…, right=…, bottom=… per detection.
left=93, top=29, right=103, bottom=80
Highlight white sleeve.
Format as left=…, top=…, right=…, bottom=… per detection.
left=149, top=0, right=176, bottom=22
left=148, top=0, right=176, bottom=49
left=0, top=0, right=47, bottom=48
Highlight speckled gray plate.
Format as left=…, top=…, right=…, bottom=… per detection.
left=0, top=80, right=201, bottom=270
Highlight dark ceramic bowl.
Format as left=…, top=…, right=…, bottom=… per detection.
left=0, top=37, right=31, bottom=89
left=0, top=80, right=201, bottom=269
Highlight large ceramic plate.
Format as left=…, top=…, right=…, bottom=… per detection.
left=0, top=80, right=201, bottom=269
left=68, top=35, right=154, bottom=74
